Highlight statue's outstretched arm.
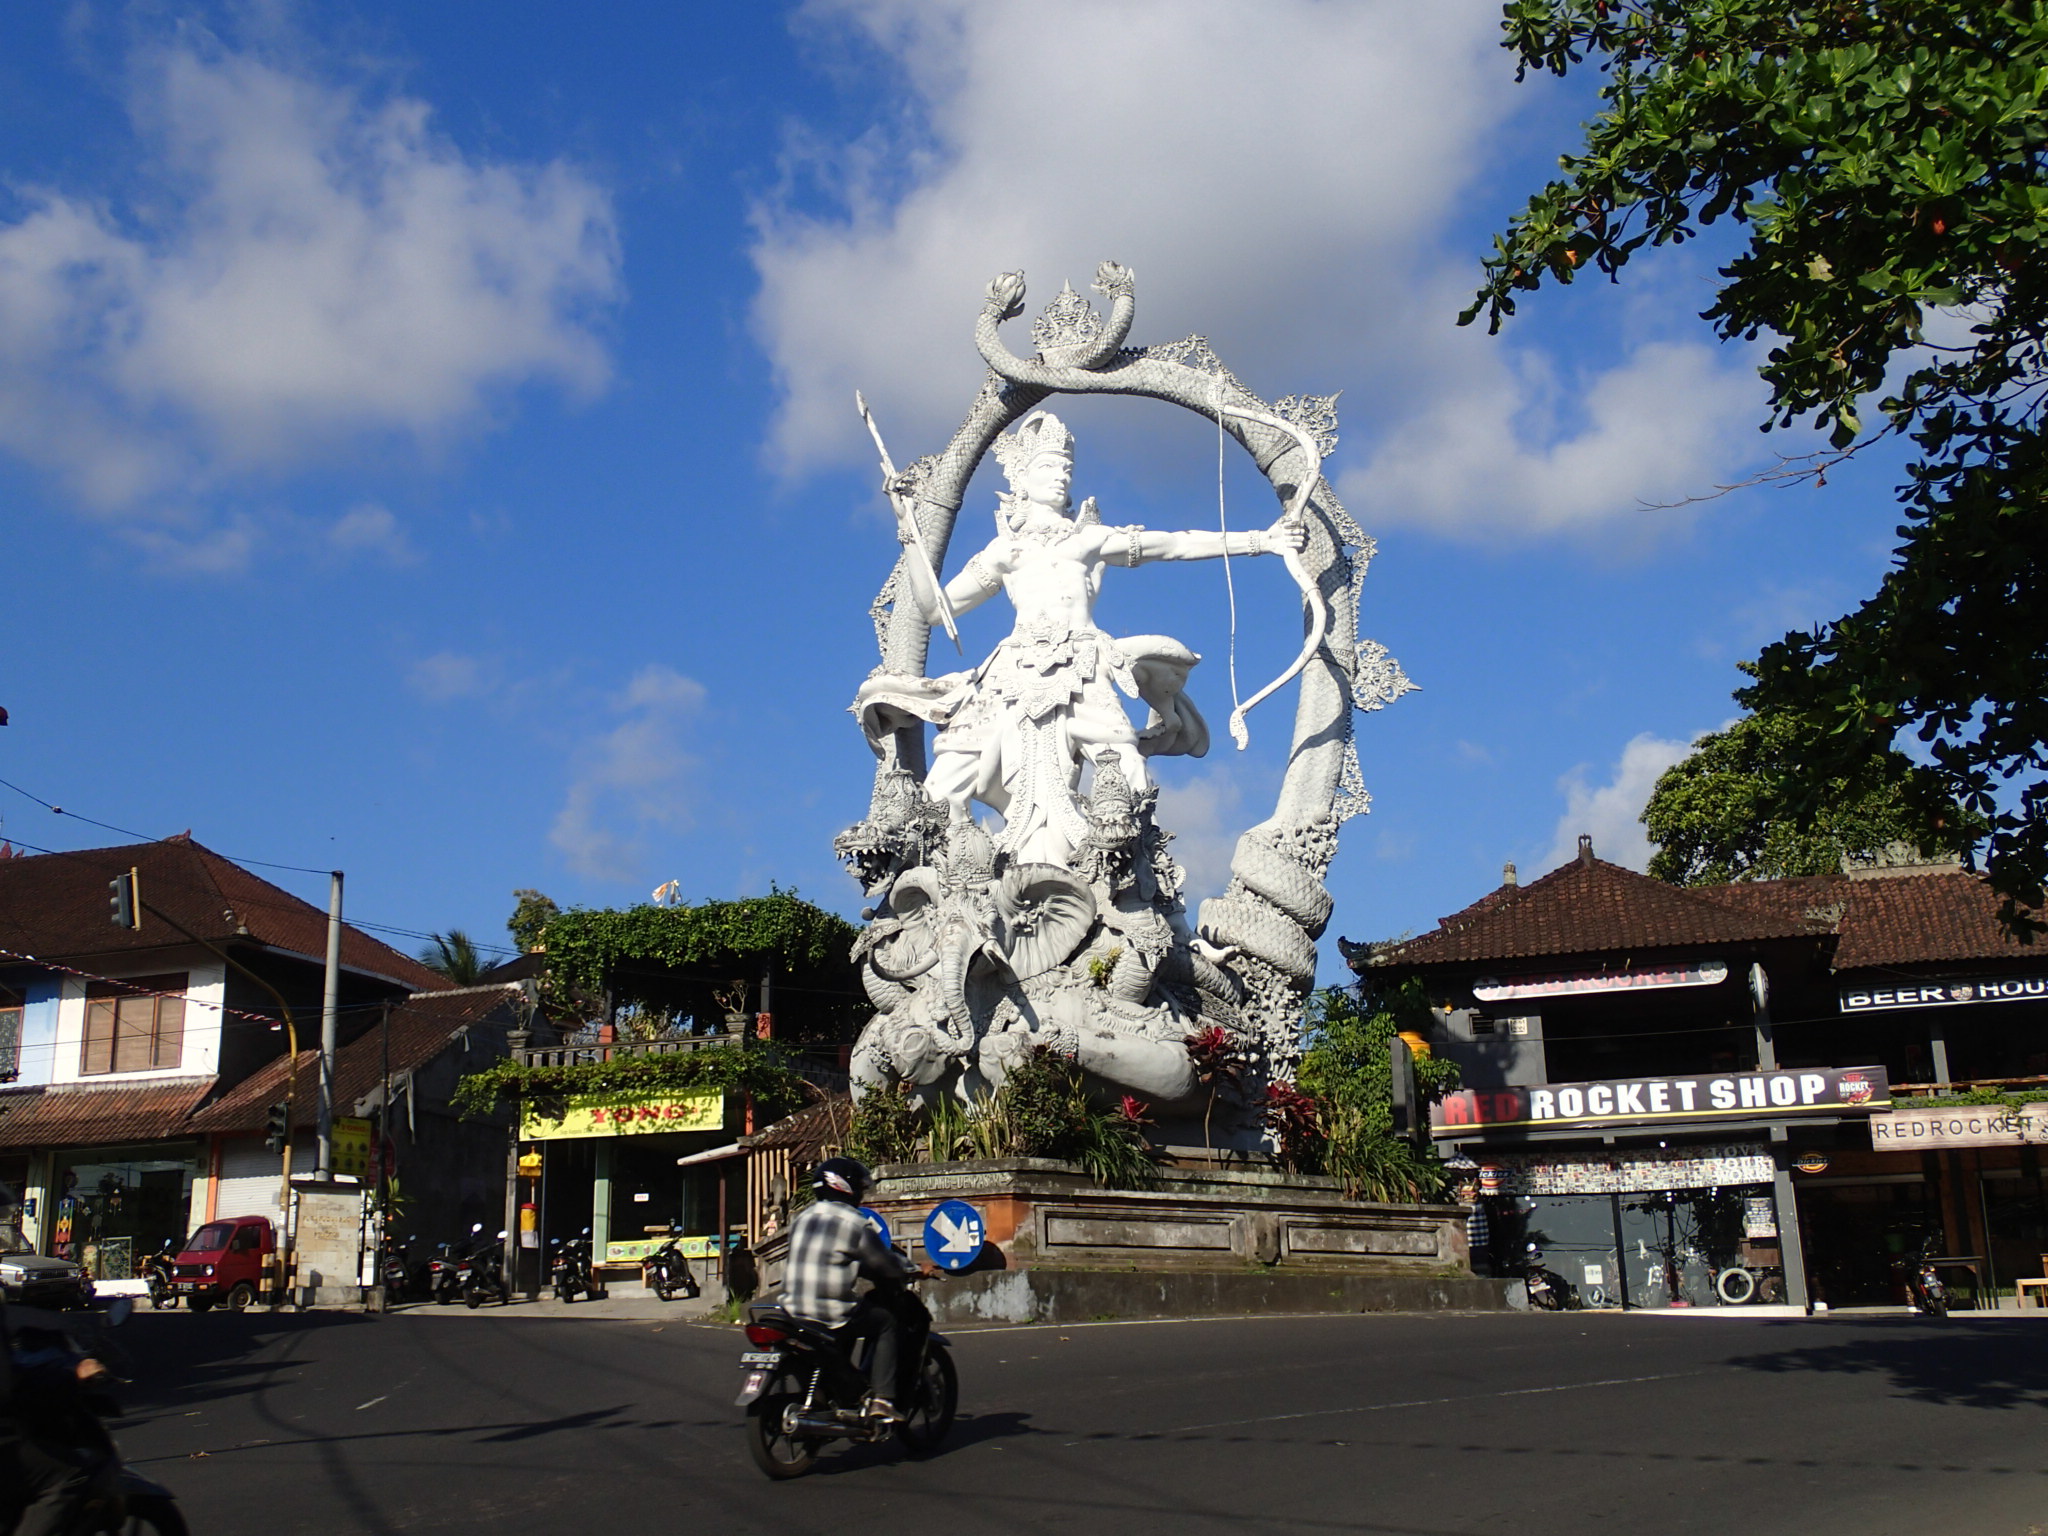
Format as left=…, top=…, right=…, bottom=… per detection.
left=1105, top=521, right=1307, bottom=567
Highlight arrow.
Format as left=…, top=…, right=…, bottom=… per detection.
left=858, top=390, right=962, bottom=654
left=931, top=1210, right=981, bottom=1253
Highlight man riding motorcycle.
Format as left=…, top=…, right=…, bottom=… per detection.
left=2, top=1305, right=113, bottom=1536
left=778, top=1158, right=932, bottom=1422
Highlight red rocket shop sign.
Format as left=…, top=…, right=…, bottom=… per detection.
left=1433, top=1065, right=1889, bottom=1137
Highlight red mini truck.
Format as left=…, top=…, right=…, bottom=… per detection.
left=173, top=1215, right=275, bottom=1311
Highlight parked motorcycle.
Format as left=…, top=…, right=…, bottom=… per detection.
left=643, top=1236, right=699, bottom=1302
left=377, top=1233, right=417, bottom=1301
left=141, top=1238, right=180, bottom=1310
left=1520, top=1242, right=1583, bottom=1312
left=428, top=1239, right=465, bottom=1306
left=735, top=1276, right=957, bottom=1479
left=459, top=1226, right=509, bottom=1309
left=550, top=1230, right=598, bottom=1303
left=1895, top=1235, right=1950, bottom=1317
left=4, top=1296, right=188, bottom=1535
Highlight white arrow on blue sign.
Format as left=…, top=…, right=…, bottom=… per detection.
left=923, top=1199, right=986, bottom=1271
left=858, top=1206, right=891, bottom=1245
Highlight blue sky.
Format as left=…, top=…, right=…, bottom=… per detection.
left=3, top=2, right=1915, bottom=977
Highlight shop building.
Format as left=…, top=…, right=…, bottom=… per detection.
left=188, top=984, right=526, bottom=1248
left=0, top=836, right=448, bottom=1280
left=1354, top=838, right=2044, bottom=1310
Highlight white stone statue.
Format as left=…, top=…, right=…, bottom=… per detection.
left=835, top=264, right=1414, bottom=1145
left=854, top=409, right=1304, bottom=869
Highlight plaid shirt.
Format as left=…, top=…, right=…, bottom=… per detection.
left=779, top=1198, right=914, bottom=1328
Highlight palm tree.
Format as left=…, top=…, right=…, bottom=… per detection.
left=419, top=930, right=486, bottom=985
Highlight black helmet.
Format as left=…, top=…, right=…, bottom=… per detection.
left=812, top=1157, right=871, bottom=1205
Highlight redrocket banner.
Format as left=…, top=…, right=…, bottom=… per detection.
left=1432, top=1065, right=1889, bottom=1137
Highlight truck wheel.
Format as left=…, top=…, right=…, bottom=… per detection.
left=226, top=1282, right=257, bottom=1311
left=191, top=1293, right=216, bottom=1314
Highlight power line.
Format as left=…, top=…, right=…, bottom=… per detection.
left=0, top=775, right=336, bottom=875
left=0, top=833, right=518, bottom=961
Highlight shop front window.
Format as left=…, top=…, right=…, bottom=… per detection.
left=50, top=1145, right=197, bottom=1278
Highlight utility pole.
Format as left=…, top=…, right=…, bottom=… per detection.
left=316, top=871, right=344, bottom=1176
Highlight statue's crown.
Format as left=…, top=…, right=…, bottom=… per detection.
left=993, top=411, right=1074, bottom=483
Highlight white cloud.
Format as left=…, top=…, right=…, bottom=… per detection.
left=407, top=651, right=492, bottom=703
left=1543, top=732, right=1694, bottom=874
left=327, top=503, right=418, bottom=565
left=752, top=0, right=1512, bottom=478
left=122, top=515, right=264, bottom=576
left=550, top=665, right=708, bottom=882
left=0, top=35, right=618, bottom=520
left=1152, top=766, right=1249, bottom=903
left=750, top=0, right=1766, bottom=542
left=1346, top=334, right=1762, bottom=539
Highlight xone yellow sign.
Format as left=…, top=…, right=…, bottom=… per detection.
left=521, top=1090, right=723, bottom=1141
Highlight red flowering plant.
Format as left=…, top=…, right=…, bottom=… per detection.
left=1260, top=1081, right=1323, bottom=1173
left=1184, top=1025, right=1249, bottom=1150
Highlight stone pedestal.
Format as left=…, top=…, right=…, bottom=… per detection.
left=760, top=1159, right=1512, bottom=1324
left=290, top=1179, right=366, bottom=1309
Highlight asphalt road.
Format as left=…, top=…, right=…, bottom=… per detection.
left=100, top=1303, right=2048, bottom=1536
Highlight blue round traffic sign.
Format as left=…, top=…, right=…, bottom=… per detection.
left=857, top=1206, right=891, bottom=1245
left=923, top=1199, right=986, bottom=1271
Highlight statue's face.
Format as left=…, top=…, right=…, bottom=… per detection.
left=1016, top=449, right=1072, bottom=509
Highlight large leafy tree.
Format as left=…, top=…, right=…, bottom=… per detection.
left=1641, top=704, right=1980, bottom=884
left=1467, top=0, right=2048, bottom=931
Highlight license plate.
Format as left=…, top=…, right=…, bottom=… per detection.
left=738, top=1351, right=782, bottom=1366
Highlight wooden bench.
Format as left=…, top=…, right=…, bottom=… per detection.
left=2016, top=1256, right=2048, bottom=1308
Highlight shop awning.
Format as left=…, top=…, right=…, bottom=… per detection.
left=675, top=1141, right=746, bottom=1168
left=0, top=1079, right=215, bottom=1149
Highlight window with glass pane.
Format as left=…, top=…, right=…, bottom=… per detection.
left=0, top=1001, right=19, bottom=1081
left=81, top=976, right=187, bottom=1074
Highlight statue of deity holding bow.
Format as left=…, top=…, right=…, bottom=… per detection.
left=834, top=264, right=1409, bottom=1139
left=854, top=409, right=1303, bottom=869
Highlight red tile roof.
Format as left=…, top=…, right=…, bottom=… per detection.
left=0, top=1078, right=215, bottom=1149
left=0, top=838, right=448, bottom=991
left=1663, top=869, right=2037, bottom=967
left=188, top=985, right=523, bottom=1134
left=1369, top=855, right=2038, bottom=975
left=1373, top=854, right=1820, bottom=969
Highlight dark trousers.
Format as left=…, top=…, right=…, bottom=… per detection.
left=832, top=1286, right=931, bottom=1406
left=9, top=1438, right=97, bottom=1536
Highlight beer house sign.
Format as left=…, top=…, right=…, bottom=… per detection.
left=1434, top=1065, right=1890, bottom=1137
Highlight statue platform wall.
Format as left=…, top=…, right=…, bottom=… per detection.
left=761, top=1158, right=1512, bottom=1325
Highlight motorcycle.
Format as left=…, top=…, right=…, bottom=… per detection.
left=735, top=1277, right=957, bottom=1480
left=377, top=1233, right=416, bottom=1301
left=428, top=1239, right=465, bottom=1306
left=4, top=1296, right=188, bottom=1535
left=141, top=1238, right=180, bottom=1311
left=643, top=1237, right=699, bottom=1302
left=1520, top=1242, right=1583, bottom=1312
left=1895, top=1235, right=1951, bottom=1317
left=549, top=1230, right=599, bottom=1303
left=458, top=1226, right=509, bottom=1309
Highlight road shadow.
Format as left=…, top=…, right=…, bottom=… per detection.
left=1722, top=1319, right=2048, bottom=1410
left=804, top=1409, right=1039, bottom=1476
left=102, top=1306, right=377, bottom=1417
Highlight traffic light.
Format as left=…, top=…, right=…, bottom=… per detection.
left=265, top=1102, right=289, bottom=1153
left=108, top=868, right=139, bottom=931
